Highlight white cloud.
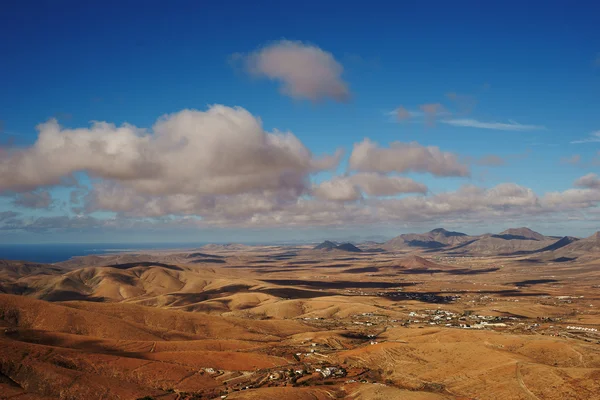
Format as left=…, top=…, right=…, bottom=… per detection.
left=312, top=173, right=428, bottom=202
left=312, top=178, right=362, bottom=202
left=349, top=173, right=428, bottom=196
left=348, top=139, right=470, bottom=177
left=2, top=180, right=600, bottom=231
left=239, top=40, right=350, bottom=101
left=0, top=106, right=341, bottom=197
left=574, top=173, right=600, bottom=189
left=2, top=107, right=600, bottom=232
left=571, top=131, right=600, bottom=144
left=543, top=188, right=600, bottom=210
left=442, top=118, right=546, bottom=131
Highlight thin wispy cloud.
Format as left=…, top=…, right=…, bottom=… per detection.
left=571, top=131, right=600, bottom=144
left=442, top=118, right=546, bottom=131
left=387, top=106, right=452, bottom=122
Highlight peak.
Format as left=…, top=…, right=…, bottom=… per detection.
left=430, top=228, right=448, bottom=233
left=500, top=227, right=545, bottom=240
left=429, top=228, right=467, bottom=237
left=502, top=227, right=535, bottom=234
left=334, top=243, right=363, bottom=252
left=586, top=232, right=600, bottom=240
left=313, top=240, right=338, bottom=250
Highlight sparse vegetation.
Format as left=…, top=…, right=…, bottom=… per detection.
left=1, top=237, right=599, bottom=399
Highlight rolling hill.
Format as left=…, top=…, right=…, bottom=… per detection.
left=384, top=228, right=472, bottom=250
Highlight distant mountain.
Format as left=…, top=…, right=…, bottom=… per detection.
left=384, top=228, right=472, bottom=250
left=313, top=241, right=362, bottom=252
left=496, top=227, right=547, bottom=241
left=429, top=228, right=468, bottom=238
left=334, top=243, right=363, bottom=253
left=534, top=236, right=579, bottom=252
left=202, top=243, right=250, bottom=251
left=446, top=233, right=555, bottom=256
left=381, top=227, right=555, bottom=256
left=510, top=236, right=580, bottom=255
left=550, top=232, right=600, bottom=257
left=313, top=241, right=339, bottom=250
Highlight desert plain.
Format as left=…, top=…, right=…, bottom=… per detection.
left=1, top=227, right=599, bottom=400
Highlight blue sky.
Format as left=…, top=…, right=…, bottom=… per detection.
left=1, top=0, right=599, bottom=243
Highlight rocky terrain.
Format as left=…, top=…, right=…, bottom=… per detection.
left=1, top=228, right=599, bottom=399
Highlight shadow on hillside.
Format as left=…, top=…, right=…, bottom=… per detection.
left=260, top=279, right=414, bottom=289
left=189, top=258, right=226, bottom=264
left=342, top=267, right=379, bottom=273
left=513, top=279, right=558, bottom=287
left=258, top=287, right=338, bottom=299
left=102, top=262, right=184, bottom=271
left=400, top=267, right=500, bottom=275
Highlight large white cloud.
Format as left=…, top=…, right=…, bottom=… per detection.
left=348, top=139, right=470, bottom=177
left=0, top=105, right=341, bottom=197
left=2, top=107, right=600, bottom=232
left=240, top=40, right=350, bottom=101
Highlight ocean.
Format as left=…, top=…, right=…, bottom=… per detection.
left=0, top=242, right=207, bottom=264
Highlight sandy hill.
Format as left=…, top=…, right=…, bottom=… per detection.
left=0, top=294, right=315, bottom=399
left=0, top=262, right=272, bottom=308
left=0, top=260, right=65, bottom=281
left=0, top=294, right=312, bottom=341
left=396, top=255, right=441, bottom=269
left=384, top=228, right=472, bottom=250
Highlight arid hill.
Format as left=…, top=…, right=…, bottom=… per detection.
left=548, top=231, right=600, bottom=258
left=383, top=227, right=560, bottom=255
left=512, top=236, right=580, bottom=256
left=497, top=227, right=549, bottom=241
left=313, top=241, right=362, bottom=253
left=384, top=228, right=472, bottom=250
left=1, top=233, right=599, bottom=399
left=313, top=241, right=338, bottom=250
left=396, top=255, right=441, bottom=269
left=447, top=234, right=556, bottom=256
